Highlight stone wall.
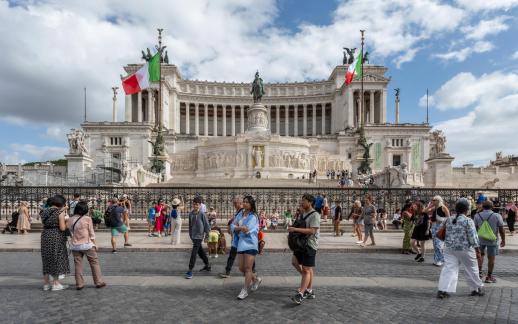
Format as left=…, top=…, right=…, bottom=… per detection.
left=451, top=166, right=518, bottom=188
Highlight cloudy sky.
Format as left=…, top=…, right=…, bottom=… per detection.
left=1, top=0, right=518, bottom=166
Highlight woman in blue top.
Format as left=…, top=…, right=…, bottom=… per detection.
left=231, top=195, right=261, bottom=300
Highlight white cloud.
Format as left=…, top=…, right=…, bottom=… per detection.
left=512, top=50, right=518, bottom=60
left=455, top=0, right=518, bottom=11
left=394, top=48, right=421, bottom=68
left=0, top=149, right=24, bottom=165
left=428, top=71, right=518, bottom=110
left=43, top=126, right=68, bottom=141
left=432, top=71, right=518, bottom=165
left=461, top=16, right=510, bottom=40
left=434, top=41, right=494, bottom=62
left=418, top=93, right=435, bottom=108
left=9, top=144, right=67, bottom=163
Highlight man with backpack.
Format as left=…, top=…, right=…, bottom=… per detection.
left=106, top=198, right=132, bottom=253
left=474, top=200, right=506, bottom=283
left=288, top=193, right=320, bottom=305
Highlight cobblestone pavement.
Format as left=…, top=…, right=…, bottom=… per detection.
left=0, top=252, right=517, bottom=323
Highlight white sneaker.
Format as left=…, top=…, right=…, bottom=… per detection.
left=436, top=261, right=444, bottom=266
left=43, top=284, right=51, bottom=291
left=51, top=283, right=68, bottom=291
left=237, top=288, right=248, bottom=300
left=355, top=241, right=363, bottom=244
left=250, top=277, right=262, bottom=292
left=215, top=254, right=218, bottom=258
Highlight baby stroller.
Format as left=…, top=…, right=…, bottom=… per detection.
left=2, top=212, right=19, bottom=234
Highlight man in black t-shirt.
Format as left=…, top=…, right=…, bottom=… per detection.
left=333, top=201, right=343, bottom=236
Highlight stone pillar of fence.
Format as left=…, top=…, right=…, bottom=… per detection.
left=424, top=153, right=454, bottom=188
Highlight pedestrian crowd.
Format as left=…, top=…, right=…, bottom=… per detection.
left=2, top=190, right=512, bottom=302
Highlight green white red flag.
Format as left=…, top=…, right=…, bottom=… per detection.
left=345, top=49, right=363, bottom=86
left=122, top=52, right=161, bottom=95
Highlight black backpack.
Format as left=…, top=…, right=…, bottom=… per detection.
left=104, top=206, right=117, bottom=228
left=288, top=211, right=316, bottom=252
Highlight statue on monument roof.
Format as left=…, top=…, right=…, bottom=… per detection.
left=363, top=51, right=370, bottom=64
left=343, top=47, right=356, bottom=64
left=250, top=71, right=265, bottom=103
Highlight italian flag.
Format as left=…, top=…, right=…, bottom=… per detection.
left=122, top=52, right=161, bottom=95
left=345, top=49, right=362, bottom=86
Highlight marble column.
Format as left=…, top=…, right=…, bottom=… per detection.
left=347, top=87, right=354, bottom=128
left=370, top=91, right=375, bottom=124
left=382, top=89, right=387, bottom=123
left=294, top=105, right=298, bottom=136
left=213, top=105, right=218, bottom=136
left=194, top=103, right=199, bottom=136
left=185, top=103, right=190, bottom=134
left=149, top=91, right=155, bottom=125
left=284, top=106, right=289, bottom=136
left=137, top=92, right=142, bottom=122
left=231, top=105, right=236, bottom=136
left=240, top=106, right=245, bottom=134
left=204, top=104, right=209, bottom=136
left=276, top=106, right=280, bottom=134
left=222, top=105, right=227, bottom=136
left=303, top=104, right=308, bottom=136
left=321, top=104, right=326, bottom=135
left=125, top=95, right=132, bottom=122
left=312, top=104, right=317, bottom=136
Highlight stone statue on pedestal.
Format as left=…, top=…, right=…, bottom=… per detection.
left=67, top=129, right=88, bottom=155
left=357, top=127, right=372, bottom=175
left=148, top=125, right=166, bottom=174
left=430, top=130, right=447, bottom=157
left=250, top=71, right=265, bottom=103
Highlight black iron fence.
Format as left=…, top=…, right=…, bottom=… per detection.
left=1, top=186, right=517, bottom=220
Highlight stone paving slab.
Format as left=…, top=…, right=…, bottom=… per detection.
left=1, top=251, right=517, bottom=323
left=2, top=230, right=518, bottom=254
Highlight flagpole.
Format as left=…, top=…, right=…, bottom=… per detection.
left=84, top=87, right=87, bottom=122
left=157, top=28, right=163, bottom=131
left=426, top=88, right=429, bottom=124
left=360, top=30, right=365, bottom=127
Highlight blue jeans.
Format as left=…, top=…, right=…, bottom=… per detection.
left=431, top=223, right=445, bottom=264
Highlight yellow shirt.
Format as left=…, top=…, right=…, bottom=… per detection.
left=208, top=230, right=220, bottom=243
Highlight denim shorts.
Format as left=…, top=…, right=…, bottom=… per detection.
left=480, top=244, right=498, bottom=257
left=238, top=249, right=258, bottom=256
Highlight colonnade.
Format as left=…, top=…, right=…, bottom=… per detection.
left=178, top=102, right=332, bottom=137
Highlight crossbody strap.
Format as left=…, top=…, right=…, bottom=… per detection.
left=302, top=210, right=316, bottom=222
left=71, top=215, right=85, bottom=234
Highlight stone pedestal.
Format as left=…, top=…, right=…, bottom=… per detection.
left=246, top=103, right=269, bottom=135
left=149, top=155, right=172, bottom=182
left=351, top=155, right=374, bottom=177
left=65, top=154, right=93, bottom=179
left=424, top=153, right=454, bottom=188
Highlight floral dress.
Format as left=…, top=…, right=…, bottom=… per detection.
left=40, top=207, right=70, bottom=276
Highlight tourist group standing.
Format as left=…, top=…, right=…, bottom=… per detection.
left=27, top=189, right=510, bottom=303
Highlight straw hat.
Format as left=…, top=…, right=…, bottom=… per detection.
left=172, top=198, right=181, bottom=206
